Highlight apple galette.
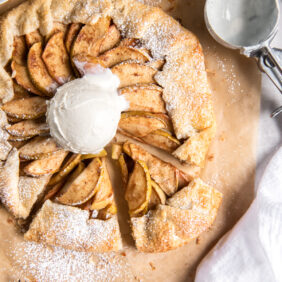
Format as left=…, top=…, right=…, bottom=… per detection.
left=0, top=0, right=222, bottom=253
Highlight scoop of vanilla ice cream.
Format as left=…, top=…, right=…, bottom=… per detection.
left=46, top=69, right=128, bottom=154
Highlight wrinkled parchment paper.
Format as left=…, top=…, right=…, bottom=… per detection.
left=0, top=0, right=261, bottom=281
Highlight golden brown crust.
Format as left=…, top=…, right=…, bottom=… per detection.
left=24, top=200, right=122, bottom=252
left=0, top=109, right=12, bottom=161
left=0, top=0, right=219, bottom=254
left=131, top=178, right=222, bottom=252
left=127, top=142, right=180, bottom=196
left=173, top=123, right=216, bottom=167
left=17, top=174, right=51, bottom=219
left=0, top=148, right=20, bottom=217
left=0, top=147, right=50, bottom=219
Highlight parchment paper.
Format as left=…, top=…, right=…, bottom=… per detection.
left=0, top=0, right=261, bottom=281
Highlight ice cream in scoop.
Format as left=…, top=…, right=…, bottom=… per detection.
left=46, top=67, right=127, bottom=154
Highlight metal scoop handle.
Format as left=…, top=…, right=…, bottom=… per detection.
left=252, top=46, right=282, bottom=117
left=257, top=46, right=282, bottom=92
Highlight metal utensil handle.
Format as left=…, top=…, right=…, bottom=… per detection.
left=254, top=46, right=282, bottom=117
left=257, top=46, right=282, bottom=93
left=271, top=105, right=282, bottom=118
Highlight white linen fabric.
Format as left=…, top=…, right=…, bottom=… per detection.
left=195, top=146, right=282, bottom=282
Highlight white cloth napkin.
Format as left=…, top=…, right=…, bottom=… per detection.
left=195, top=146, right=282, bottom=282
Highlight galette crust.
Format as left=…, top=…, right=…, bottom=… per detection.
left=0, top=147, right=50, bottom=219
left=131, top=178, right=222, bottom=252
left=24, top=200, right=123, bottom=252
left=0, top=0, right=220, bottom=254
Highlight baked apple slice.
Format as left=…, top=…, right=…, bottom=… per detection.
left=99, top=46, right=149, bottom=68
left=141, top=129, right=180, bottom=153
left=12, top=36, right=27, bottom=65
left=7, top=116, right=22, bottom=123
left=90, top=158, right=113, bottom=211
left=65, top=23, right=82, bottom=53
left=2, top=97, right=46, bottom=119
left=98, top=202, right=118, bottom=219
left=71, top=17, right=110, bottom=59
left=72, top=54, right=106, bottom=76
left=119, top=153, right=128, bottom=185
left=7, top=138, right=25, bottom=149
left=80, top=149, right=107, bottom=160
left=12, top=82, right=30, bottom=100
left=56, top=158, right=102, bottom=206
left=118, top=38, right=150, bottom=57
left=6, top=119, right=49, bottom=138
left=123, top=142, right=182, bottom=196
left=111, top=146, right=126, bottom=175
left=27, top=42, right=59, bottom=96
left=11, top=61, right=43, bottom=96
left=43, top=182, right=64, bottom=202
left=125, top=160, right=152, bottom=216
left=99, top=25, right=121, bottom=54
left=111, top=62, right=157, bottom=88
left=24, top=150, right=68, bottom=176
left=48, top=153, right=81, bottom=185
left=149, top=180, right=166, bottom=208
left=8, top=135, right=32, bottom=142
left=45, top=162, right=84, bottom=202
left=119, top=112, right=167, bottom=138
left=111, top=143, right=122, bottom=160
left=42, top=31, right=73, bottom=84
left=66, top=161, right=85, bottom=183
left=119, top=38, right=140, bottom=47
left=46, top=162, right=85, bottom=202
left=119, top=84, right=166, bottom=113
left=19, top=136, right=61, bottom=160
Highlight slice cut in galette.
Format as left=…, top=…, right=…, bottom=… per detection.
left=25, top=158, right=122, bottom=252
left=0, top=0, right=222, bottom=253
left=113, top=142, right=222, bottom=252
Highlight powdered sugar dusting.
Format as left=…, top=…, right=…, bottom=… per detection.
left=217, top=57, right=245, bottom=102
left=0, top=109, right=12, bottom=160
left=155, top=47, right=213, bottom=138
left=141, top=20, right=182, bottom=59
left=18, top=175, right=50, bottom=219
left=205, top=45, right=245, bottom=100
left=112, top=2, right=183, bottom=59
left=131, top=204, right=210, bottom=252
left=25, top=200, right=122, bottom=252
left=9, top=241, right=136, bottom=281
left=0, top=139, right=12, bottom=160
left=0, top=109, right=8, bottom=127
left=0, top=148, right=20, bottom=217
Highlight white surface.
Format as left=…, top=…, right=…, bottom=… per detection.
left=195, top=146, right=282, bottom=282
left=196, top=2, right=282, bottom=281
left=47, top=68, right=127, bottom=154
